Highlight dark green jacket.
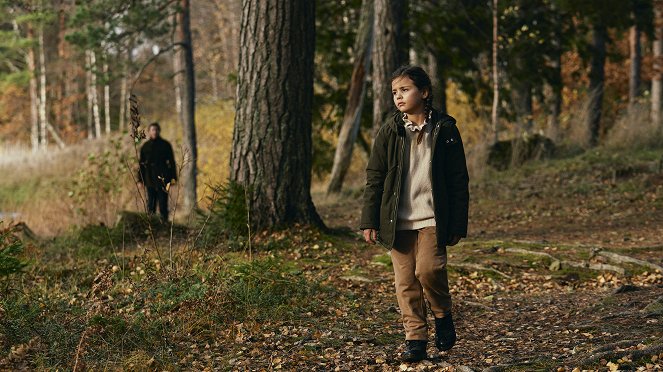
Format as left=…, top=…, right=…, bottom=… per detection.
left=359, top=108, right=469, bottom=249
left=136, top=137, right=177, bottom=189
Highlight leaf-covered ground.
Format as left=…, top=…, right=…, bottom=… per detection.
left=1, top=146, right=663, bottom=371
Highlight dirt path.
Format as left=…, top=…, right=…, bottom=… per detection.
left=219, top=217, right=663, bottom=371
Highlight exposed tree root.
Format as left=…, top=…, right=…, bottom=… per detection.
left=592, top=249, right=663, bottom=273
left=579, top=339, right=663, bottom=366
left=502, top=247, right=626, bottom=274
left=561, top=260, right=625, bottom=274
left=450, top=263, right=512, bottom=278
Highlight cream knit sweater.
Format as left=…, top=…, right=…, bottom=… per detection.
left=396, top=115, right=436, bottom=230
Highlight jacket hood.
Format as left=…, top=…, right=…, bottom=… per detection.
left=386, top=108, right=456, bottom=135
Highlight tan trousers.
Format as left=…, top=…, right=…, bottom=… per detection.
left=391, top=225, right=452, bottom=340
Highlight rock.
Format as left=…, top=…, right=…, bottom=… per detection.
left=339, top=275, right=373, bottom=283
left=487, top=134, right=556, bottom=170
left=642, top=295, right=663, bottom=317
left=549, top=260, right=561, bottom=271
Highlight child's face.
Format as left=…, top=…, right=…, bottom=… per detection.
left=391, top=76, right=428, bottom=114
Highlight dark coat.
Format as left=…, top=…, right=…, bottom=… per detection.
left=358, top=108, right=469, bottom=249
left=136, top=137, right=177, bottom=189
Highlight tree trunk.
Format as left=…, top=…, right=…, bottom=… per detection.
left=103, top=60, right=111, bottom=134
left=210, top=54, right=219, bottom=101
left=37, top=27, right=65, bottom=149
left=491, top=0, right=499, bottom=143
left=372, top=0, right=407, bottom=138
left=85, top=50, right=94, bottom=139
left=547, top=51, right=562, bottom=142
left=177, top=0, right=198, bottom=214
left=587, top=23, right=606, bottom=147
left=119, top=40, right=133, bottom=132
left=427, top=51, right=447, bottom=114
left=511, top=70, right=533, bottom=135
left=629, top=24, right=642, bottom=108
left=119, top=62, right=128, bottom=132
left=54, top=4, right=72, bottom=136
left=38, top=27, right=48, bottom=149
left=87, top=50, right=102, bottom=138
left=327, top=0, right=374, bottom=195
left=230, top=0, right=324, bottom=230
left=653, top=3, right=663, bottom=129
left=546, top=3, right=562, bottom=143
left=172, top=12, right=184, bottom=122
left=172, top=52, right=183, bottom=119
left=25, top=24, right=40, bottom=152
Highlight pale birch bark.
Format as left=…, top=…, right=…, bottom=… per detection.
left=85, top=50, right=94, bottom=139
left=103, top=60, right=111, bottom=134
left=88, top=50, right=102, bottom=138
left=23, top=24, right=40, bottom=152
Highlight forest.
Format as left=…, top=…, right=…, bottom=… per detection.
left=0, top=0, right=662, bottom=370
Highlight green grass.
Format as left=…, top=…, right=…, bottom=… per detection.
left=0, top=220, right=334, bottom=370
left=0, top=178, right=50, bottom=207
left=372, top=253, right=392, bottom=267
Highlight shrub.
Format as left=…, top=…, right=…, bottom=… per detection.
left=196, top=180, right=250, bottom=249
left=67, top=137, right=133, bottom=227
left=0, top=223, right=28, bottom=278
left=220, top=257, right=315, bottom=322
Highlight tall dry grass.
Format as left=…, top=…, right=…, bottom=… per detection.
left=604, top=101, right=663, bottom=149
left=0, top=137, right=148, bottom=235
left=0, top=100, right=236, bottom=236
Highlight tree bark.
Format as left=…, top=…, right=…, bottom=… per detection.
left=172, top=44, right=183, bottom=121
left=546, top=4, right=562, bottom=143
left=119, top=57, right=128, bottom=132
left=510, top=69, right=533, bottom=135
left=85, top=50, right=94, bottom=139
left=38, top=27, right=48, bottom=149
left=547, top=51, right=562, bottom=142
left=177, top=0, right=198, bottom=214
left=629, top=24, right=642, bottom=108
left=587, top=23, right=606, bottom=147
left=103, top=60, right=111, bottom=134
left=37, top=27, right=65, bottom=149
left=25, top=24, right=40, bottom=152
left=491, top=0, right=499, bottom=143
left=653, top=2, right=663, bottom=129
left=427, top=51, right=447, bottom=114
left=327, top=0, right=374, bottom=195
left=119, top=39, right=134, bottom=132
left=210, top=55, right=219, bottom=101
left=372, top=0, right=407, bottom=138
left=87, top=50, right=102, bottom=138
left=230, top=0, right=324, bottom=230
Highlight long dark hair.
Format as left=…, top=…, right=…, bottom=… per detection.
left=390, top=64, right=434, bottom=120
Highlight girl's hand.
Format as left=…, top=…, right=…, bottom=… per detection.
left=447, top=235, right=461, bottom=246
left=363, top=229, right=378, bottom=245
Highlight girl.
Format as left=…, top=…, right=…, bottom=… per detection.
left=359, top=65, right=469, bottom=362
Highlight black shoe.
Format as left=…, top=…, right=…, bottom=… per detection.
left=434, top=312, right=456, bottom=351
left=401, top=340, right=427, bottom=362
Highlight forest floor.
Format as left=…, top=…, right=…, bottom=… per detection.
left=1, top=146, right=663, bottom=371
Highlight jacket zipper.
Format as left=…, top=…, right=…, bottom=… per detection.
left=390, top=133, right=406, bottom=247
left=430, top=122, right=441, bottom=225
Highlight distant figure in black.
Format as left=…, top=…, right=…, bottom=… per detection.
left=136, top=122, right=177, bottom=222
